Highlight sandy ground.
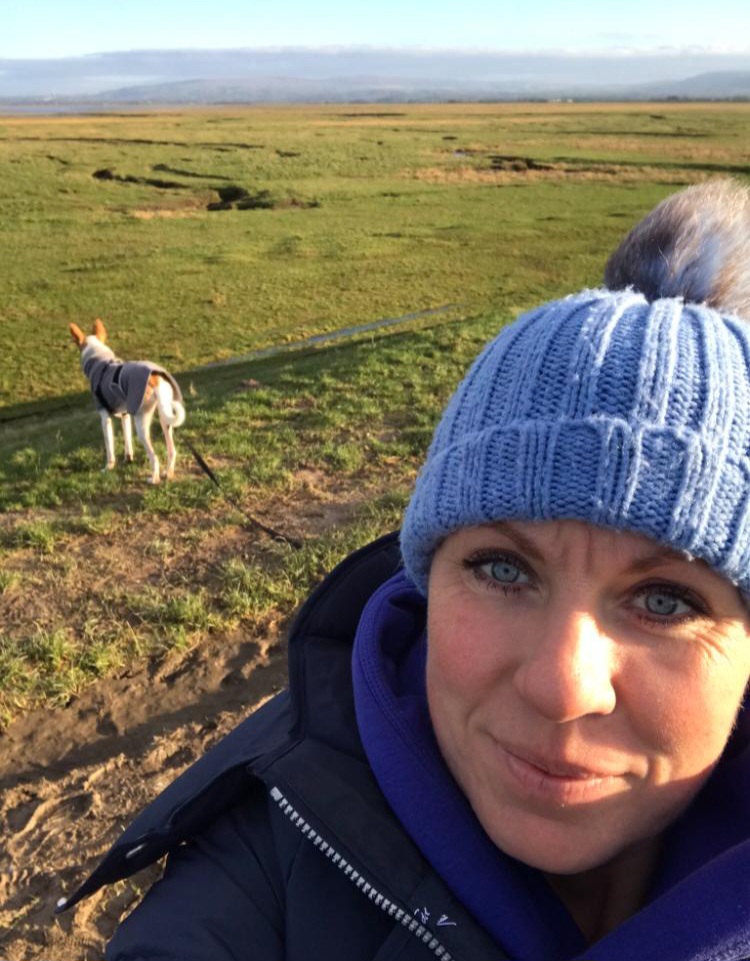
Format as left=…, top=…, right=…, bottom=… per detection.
left=0, top=623, right=288, bottom=960
left=0, top=464, right=385, bottom=960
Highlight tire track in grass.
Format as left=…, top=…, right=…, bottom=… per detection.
left=0, top=303, right=463, bottom=425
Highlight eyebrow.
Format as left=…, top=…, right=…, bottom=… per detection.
left=488, top=520, right=690, bottom=575
left=624, top=548, right=694, bottom=576
left=486, top=521, right=546, bottom=563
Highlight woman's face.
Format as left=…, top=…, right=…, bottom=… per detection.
left=426, top=519, right=750, bottom=875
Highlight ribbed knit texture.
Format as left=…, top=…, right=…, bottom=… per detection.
left=401, top=288, right=750, bottom=594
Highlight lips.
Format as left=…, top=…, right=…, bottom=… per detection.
left=498, top=742, right=628, bottom=805
left=505, top=746, right=615, bottom=780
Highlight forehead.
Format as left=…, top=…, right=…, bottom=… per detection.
left=499, top=519, right=680, bottom=558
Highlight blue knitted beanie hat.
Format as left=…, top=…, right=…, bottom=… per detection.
left=401, top=287, right=750, bottom=595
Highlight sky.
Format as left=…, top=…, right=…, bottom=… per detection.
left=4, top=0, right=750, bottom=60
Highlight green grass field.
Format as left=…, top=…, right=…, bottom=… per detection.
left=1, top=101, right=749, bottom=724
left=5, top=101, right=749, bottom=408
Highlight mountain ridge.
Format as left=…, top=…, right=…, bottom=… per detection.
left=1, top=47, right=749, bottom=100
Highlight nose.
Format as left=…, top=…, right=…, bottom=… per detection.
left=513, top=608, right=617, bottom=722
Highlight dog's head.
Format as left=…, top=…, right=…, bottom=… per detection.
left=70, top=319, right=114, bottom=376
left=69, top=318, right=107, bottom=351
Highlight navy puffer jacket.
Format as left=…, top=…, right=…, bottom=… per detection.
left=61, top=533, right=508, bottom=961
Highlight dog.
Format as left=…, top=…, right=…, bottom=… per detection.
left=69, top=318, right=186, bottom=483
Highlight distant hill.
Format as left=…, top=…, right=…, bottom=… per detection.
left=626, top=71, right=750, bottom=99
left=90, top=75, right=578, bottom=104
left=1, top=47, right=750, bottom=102
left=60, top=70, right=750, bottom=105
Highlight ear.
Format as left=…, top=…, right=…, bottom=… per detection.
left=92, top=318, right=107, bottom=342
left=69, top=323, right=86, bottom=347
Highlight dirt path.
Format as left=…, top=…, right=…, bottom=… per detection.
left=0, top=461, right=398, bottom=960
left=0, top=623, right=288, bottom=960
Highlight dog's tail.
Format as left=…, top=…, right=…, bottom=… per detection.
left=155, top=377, right=186, bottom=428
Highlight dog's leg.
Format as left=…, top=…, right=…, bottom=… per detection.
left=99, top=410, right=116, bottom=471
left=121, top=413, right=135, bottom=463
left=154, top=376, right=182, bottom=481
left=135, top=406, right=160, bottom=484
left=159, top=413, right=177, bottom=481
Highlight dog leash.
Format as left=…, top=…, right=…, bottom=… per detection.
left=187, top=442, right=302, bottom=549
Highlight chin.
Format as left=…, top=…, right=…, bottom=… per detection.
left=478, top=807, right=636, bottom=876
left=499, top=834, right=612, bottom=875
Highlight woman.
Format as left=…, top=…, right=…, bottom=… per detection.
left=61, top=179, right=750, bottom=961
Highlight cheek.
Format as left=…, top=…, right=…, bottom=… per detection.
left=428, top=598, right=483, bottom=682
left=426, top=607, right=463, bottom=714
left=632, top=651, right=750, bottom=779
left=425, top=596, right=504, bottom=731
left=425, top=622, right=474, bottom=780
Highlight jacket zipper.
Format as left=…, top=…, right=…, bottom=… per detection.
left=270, top=786, right=454, bottom=960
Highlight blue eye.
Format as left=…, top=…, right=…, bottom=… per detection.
left=463, top=551, right=534, bottom=593
left=632, top=587, right=696, bottom=620
left=474, top=557, right=531, bottom=587
left=487, top=560, right=525, bottom=584
left=647, top=592, right=683, bottom=616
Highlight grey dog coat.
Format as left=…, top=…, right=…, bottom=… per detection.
left=82, top=341, right=183, bottom=416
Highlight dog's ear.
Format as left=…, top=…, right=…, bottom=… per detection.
left=69, top=323, right=86, bottom=347
left=92, top=318, right=107, bottom=342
